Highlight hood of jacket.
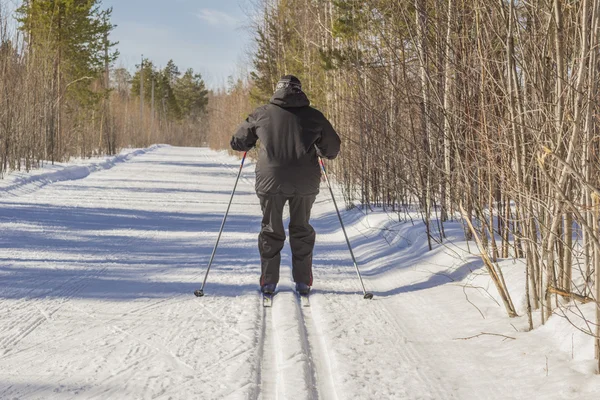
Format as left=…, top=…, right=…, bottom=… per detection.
left=269, top=87, right=310, bottom=108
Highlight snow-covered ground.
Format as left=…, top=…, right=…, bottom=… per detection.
left=0, top=145, right=599, bottom=399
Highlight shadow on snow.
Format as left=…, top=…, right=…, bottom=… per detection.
left=0, top=191, right=481, bottom=301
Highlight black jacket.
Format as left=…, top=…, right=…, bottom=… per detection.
left=231, top=87, right=341, bottom=195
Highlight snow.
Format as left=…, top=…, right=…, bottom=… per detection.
left=0, top=145, right=599, bottom=399
left=0, top=145, right=165, bottom=198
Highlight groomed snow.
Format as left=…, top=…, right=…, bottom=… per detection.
left=0, top=146, right=599, bottom=399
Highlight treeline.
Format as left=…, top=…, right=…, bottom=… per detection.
left=206, top=77, right=252, bottom=150
left=0, top=0, right=207, bottom=176
left=206, top=0, right=600, bottom=369
left=125, top=57, right=208, bottom=147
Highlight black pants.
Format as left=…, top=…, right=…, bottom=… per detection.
left=258, top=194, right=316, bottom=286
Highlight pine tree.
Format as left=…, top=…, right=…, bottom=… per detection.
left=130, top=58, right=155, bottom=104
left=174, top=69, right=208, bottom=119
left=157, top=64, right=181, bottom=120
left=16, top=0, right=117, bottom=160
left=164, top=59, right=180, bottom=87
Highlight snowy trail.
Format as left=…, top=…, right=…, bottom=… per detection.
left=1, top=146, right=599, bottom=399
left=0, top=147, right=262, bottom=399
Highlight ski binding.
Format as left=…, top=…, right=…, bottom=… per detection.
left=298, top=293, right=310, bottom=307
left=263, top=293, right=273, bottom=307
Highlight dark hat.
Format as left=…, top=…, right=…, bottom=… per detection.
left=276, top=75, right=302, bottom=92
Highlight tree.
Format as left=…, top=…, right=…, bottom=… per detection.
left=164, top=59, right=180, bottom=86
left=174, top=68, right=208, bottom=119
left=16, top=0, right=117, bottom=160
left=112, top=67, right=131, bottom=98
left=130, top=57, right=155, bottom=104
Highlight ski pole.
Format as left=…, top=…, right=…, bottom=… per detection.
left=318, top=156, right=373, bottom=300
left=194, top=151, right=247, bottom=297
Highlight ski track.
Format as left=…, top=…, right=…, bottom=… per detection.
left=256, top=253, right=327, bottom=400
left=293, top=299, right=319, bottom=400
left=0, top=265, right=109, bottom=356
left=258, top=304, right=277, bottom=400
left=294, top=293, right=338, bottom=400
left=2, top=146, right=599, bottom=399
left=256, top=286, right=314, bottom=400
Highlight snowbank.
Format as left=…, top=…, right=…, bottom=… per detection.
left=336, top=203, right=600, bottom=382
left=0, top=145, right=165, bottom=198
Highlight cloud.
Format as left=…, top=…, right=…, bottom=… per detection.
left=197, top=9, right=238, bottom=26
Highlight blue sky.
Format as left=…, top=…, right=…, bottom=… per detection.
left=103, top=0, right=253, bottom=88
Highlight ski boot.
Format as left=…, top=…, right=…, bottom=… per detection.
left=295, top=282, right=310, bottom=295
left=261, top=283, right=277, bottom=295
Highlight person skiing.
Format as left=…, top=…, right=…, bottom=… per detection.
left=230, top=75, right=341, bottom=296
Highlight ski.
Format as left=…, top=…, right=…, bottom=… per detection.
left=298, top=292, right=310, bottom=307
left=263, top=292, right=273, bottom=307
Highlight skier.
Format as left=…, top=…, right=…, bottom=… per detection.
left=230, top=75, right=340, bottom=296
